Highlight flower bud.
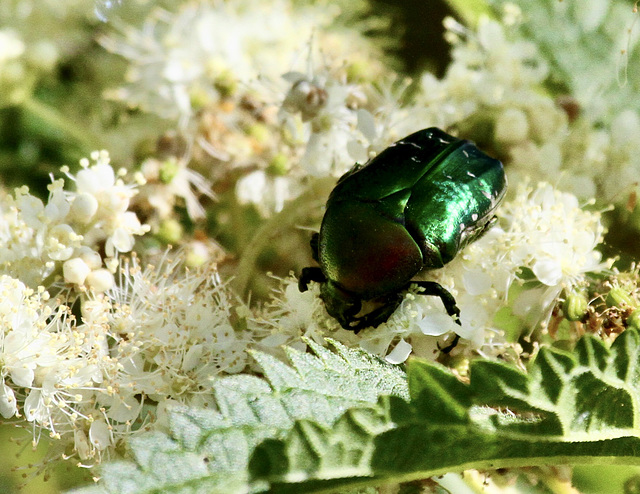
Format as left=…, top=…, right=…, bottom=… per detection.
left=157, top=219, right=183, bottom=245
left=85, top=269, right=114, bottom=292
left=77, top=246, right=102, bottom=270
left=563, top=291, right=589, bottom=322
left=267, top=153, right=289, bottom=176
left=159, top=159, right=179, bottom=184
left=63, top=258, right=90, bottom=285
left=606, top=287, right=635, bottom=309
left=70, top=192, right=98, bottom=223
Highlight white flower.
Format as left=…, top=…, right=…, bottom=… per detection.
left=279, top=73, right=352, bottom=175
left=46, top=224, right=81, bottom=261
left=66, top=151, right=150, bottom=256
left=15, top=187, right=45, bottom=230
left=24, top=389, right=47, bottom=423
left=44, top=179, right=71, bottom=222
left=105, top=255, right=251, bottom=404
left=89, top=419, right=112, bottom=451
left=0, top=150, right=148, bottom=288
left=0, top=379, right=17, bottom=419
left=74, top=153, right=132, bottom=214
left=136, top=156, right=216, bottom=222
left=500, top=182, right=607, bottom=288
left=252, top=279, right=343, bottom=353
left=0, top=273, right=129, bottom=461
left=100, top=1, right=335, bottom=123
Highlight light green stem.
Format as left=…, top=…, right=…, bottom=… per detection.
left=233, top=177, right=335, bottom=299
left=22, top=96, right=101, bottom=152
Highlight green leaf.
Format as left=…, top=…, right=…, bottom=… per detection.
left=407, top=359, right=472, bottom=424
left=471, top=331, right=640, bottom=439
left=258, top=329, right=640, bottom=491
left=67, top=340, right=407, bottom=494
left=71, top=330, right=640, bottom=494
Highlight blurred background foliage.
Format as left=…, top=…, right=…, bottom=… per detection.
left=0, top=0, right=457, bottom=195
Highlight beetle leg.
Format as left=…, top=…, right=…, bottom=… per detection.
left=411, top=281, right=461, bottom=353
left=309, top=233, right=320, bottom=263
left=411, top=281, right=461, bottom=324
left=298, top=267, right=326, bottom=292
left=347, top=293, right=404, bottom=333
left=437, top=334, right=460, bottom=354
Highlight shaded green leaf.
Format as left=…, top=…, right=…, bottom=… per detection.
left=70, top=330, right=640, bottom=494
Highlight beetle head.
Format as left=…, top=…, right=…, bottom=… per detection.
left=319, top=281, right=362, bottom=329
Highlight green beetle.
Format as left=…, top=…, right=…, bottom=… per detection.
left=299, top=127, right=507, bottom=338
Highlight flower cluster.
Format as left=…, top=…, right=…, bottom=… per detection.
left=101, top=0, right=395, bottom=218
left=105, top=255, right=251, bottom=405
left=100, top=0, right=338, bottom=123
left=0, top=250, right=250, bottom=465
left=0, top=151, right=148, bottom=290
left=0, top=274, right=119, bottom=461
left=233, top=63, right=398, bottom=214
left=135, top=155, right=215, bottom=222
left=493, top=0, right=639, bottom=118
left=414, top=8, right=640, bottom=212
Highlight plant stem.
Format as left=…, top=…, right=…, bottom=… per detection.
left=22, top=96, right=101, bottom=152
left=233, top=177, right=334, bottom=299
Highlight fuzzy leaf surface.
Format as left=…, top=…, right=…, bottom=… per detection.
left=70, top=330, right=640, bottom=494
left=67, top=340, right=407, bottom=494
